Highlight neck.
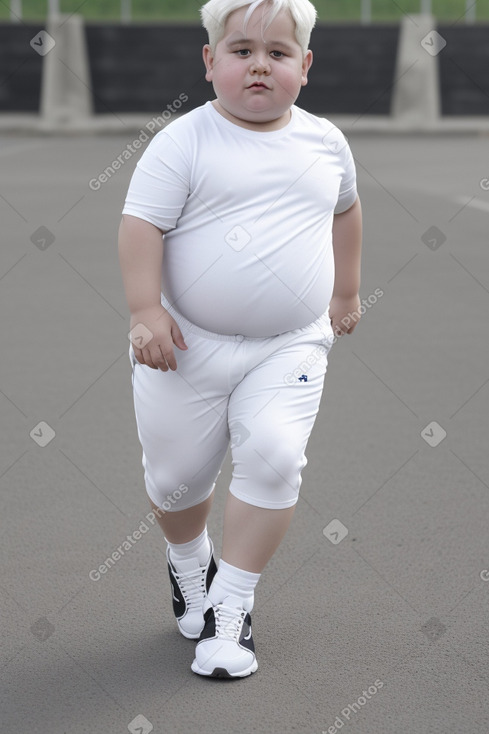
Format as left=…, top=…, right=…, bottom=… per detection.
left=212, top=101, right=291, bottom=132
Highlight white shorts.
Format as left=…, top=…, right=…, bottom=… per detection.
left=129, top=298, right=335, bottom=511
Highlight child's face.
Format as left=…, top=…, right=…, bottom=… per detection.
left=203, top=4, right=313, bottom=130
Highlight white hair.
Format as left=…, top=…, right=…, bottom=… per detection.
left=200, top=0, right=317, bottom=55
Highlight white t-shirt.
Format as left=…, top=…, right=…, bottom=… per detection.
left=122, top=101, right=357, bottom=337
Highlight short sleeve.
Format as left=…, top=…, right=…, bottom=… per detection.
left=122, top=131, right=190, bottom=232
left=334, top=133, right=358, bottom=215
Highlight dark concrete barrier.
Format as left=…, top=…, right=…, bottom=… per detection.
left=84, top=23, right=399, bottom=115
left=0, top=25, right=43, bottom=112
left=438, top=25, right=489, bottom=116
left=302, top=25, right=399, bottom=115
left=85, top=24, right=210, bottom=114
left=2, top=21, right=489, bottom=119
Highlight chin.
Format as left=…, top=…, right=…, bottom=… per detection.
left=230, top=106, right=269, bottom=121
left=241, top=103, right=282, bottom=118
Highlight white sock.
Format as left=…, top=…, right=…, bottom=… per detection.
left=208, top=559, right=261, bottom=612
left=166, top=527, right=211, bottom=569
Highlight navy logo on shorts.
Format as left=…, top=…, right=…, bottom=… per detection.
left=298, top=375, right=308, bottom=382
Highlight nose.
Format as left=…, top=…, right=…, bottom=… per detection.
left=250, top=54, right=271, bottom=75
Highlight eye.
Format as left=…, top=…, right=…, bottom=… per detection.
left=236, top=49, right=251, bottom=56
left=271, top=51, right=284, bottom=58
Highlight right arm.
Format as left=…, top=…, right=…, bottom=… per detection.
left=118, top=214, right=187, bottom=370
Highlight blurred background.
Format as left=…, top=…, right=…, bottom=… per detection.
left=1, top=0, right=489, bottom=125
left=2, top=0, right=489, bottom=22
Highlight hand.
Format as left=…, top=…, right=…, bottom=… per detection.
left=129, top=305, right=188, bottom=371
left=329, top=294, right=361, bottom=336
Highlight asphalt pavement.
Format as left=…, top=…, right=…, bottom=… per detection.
left=1, top=130, right=488, bottom=733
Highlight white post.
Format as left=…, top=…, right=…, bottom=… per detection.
left=361, top=0, right=371, bottom=24
left=465, top=0, right=477, bottom=23
left=40, top=15, right=93, bottom=129
left=121, top=0, right=132, bottom=24
left=391, top=14, right=441, bottom=129
left=10, top=0, right=22, bottom=21
left=48, top=0, right=60, bottom=17
left=420, top=0, right=432, bottom=13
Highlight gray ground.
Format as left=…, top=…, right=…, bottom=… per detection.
left=1, top=131, right=488, bottom=734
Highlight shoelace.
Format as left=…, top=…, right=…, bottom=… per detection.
left=213, top=603, right=246, bottom=641
left=174, top=567, right=206, bottom=608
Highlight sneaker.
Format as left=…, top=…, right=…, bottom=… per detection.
left=191, top=597, right=258, bottom=678
left=166, top=540, right=217, bottom=639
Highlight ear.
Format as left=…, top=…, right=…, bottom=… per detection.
left=203, top=44, right=215, bottom=82
left=301, top=50, right=313, bottom=86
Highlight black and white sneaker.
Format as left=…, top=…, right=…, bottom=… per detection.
left=191, top=597, right=258, bottom=678
left=166, top=540, right=217, bottom=639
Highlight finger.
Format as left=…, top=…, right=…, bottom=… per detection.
left=161, top=345, right=177, bottom=371
left=331, top=319, right=347, bottom=337
left=141, top=348, right=158, bottom=370
left=133, top=348, right=144, bottom=365
left=329, top=317, right=343, bottom=339
left=149, top=347, right=168, bottom=371
left=163, top=349, right=177, bottom=372
left=150, top=345, right=171, bottom=371
left=171, top=323, right=188, bottom=351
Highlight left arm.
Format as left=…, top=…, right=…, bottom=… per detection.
left=329, top=196, right=363, bottom=335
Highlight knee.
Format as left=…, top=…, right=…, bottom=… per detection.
left=234, top=434, right=306, bottom=492
left=142, top=451, right=222, bottom=512
left=146, top=475, right=192, bottom=512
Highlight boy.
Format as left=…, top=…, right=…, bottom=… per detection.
left=118, top=0, right=362, bottom=678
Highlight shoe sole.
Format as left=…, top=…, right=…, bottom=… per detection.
left=177, top=623, right=203, bottom=640
left=191, top=659, right=258, bottom=678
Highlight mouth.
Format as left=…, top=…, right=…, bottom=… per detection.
left=247, top=82, right=270, bottom=90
